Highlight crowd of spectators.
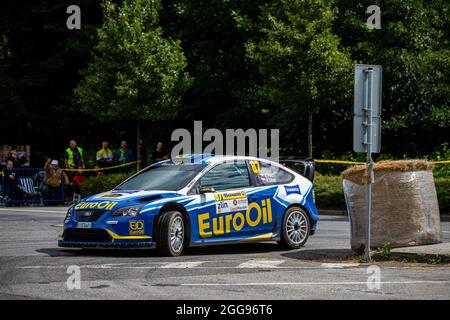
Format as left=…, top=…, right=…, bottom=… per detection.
left=0, top=139, right=169, bottom=206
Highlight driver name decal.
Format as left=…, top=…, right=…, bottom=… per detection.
left=214, top=190, right=248, bottom=214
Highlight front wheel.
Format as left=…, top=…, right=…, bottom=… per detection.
left=278, top=207, right=310, bottom=249
left=156, top=211, right=185, bottom=256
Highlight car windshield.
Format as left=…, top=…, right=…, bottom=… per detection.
left=114, top=164, right=206, bottom=191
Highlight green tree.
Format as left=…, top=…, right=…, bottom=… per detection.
left=0, top=0, right=102, bottom=162
left=160, top=0, right=272, bottom=131
left=246, top=0, right=353, bottom=157
left=336, top=0, right=450, bottom=156
left=75, top=0, right=190, bottom=165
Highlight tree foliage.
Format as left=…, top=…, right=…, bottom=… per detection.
left=74, top=0, right=190, bottom=122
left=336, top=0, right=450, bottom=155
left=246, top=0, right=354, bottom=156
left=0, top=0, right=449, bottom=163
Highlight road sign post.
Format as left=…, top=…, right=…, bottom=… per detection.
left=353, top=64, right=382, bottom=262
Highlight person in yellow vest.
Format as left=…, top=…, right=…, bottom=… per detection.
left=96, top=140, right=114, bottom=169
left=64, top=140, right=85, bottom=169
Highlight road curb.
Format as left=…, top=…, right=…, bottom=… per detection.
left=373, top=252, right=450, bottom=263
left=318, top=209, right=347, bottom=216
left=372, top=243, right=450, bottom=263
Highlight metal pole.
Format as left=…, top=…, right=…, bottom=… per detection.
left=364, top=69, right=373, bottom=262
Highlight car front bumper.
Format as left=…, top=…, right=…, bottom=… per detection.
left=58, top=239, right=156, bottom=249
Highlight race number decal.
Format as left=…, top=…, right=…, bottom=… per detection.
left=249, top=160, right=261, bottom=174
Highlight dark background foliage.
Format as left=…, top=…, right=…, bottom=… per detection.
left=1, top=0, right=449, bottom=167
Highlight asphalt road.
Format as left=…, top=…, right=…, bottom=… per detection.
left=0, top=206, right=449, bottom=300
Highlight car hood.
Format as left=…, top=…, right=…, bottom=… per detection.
left=85, top=190, right=184, bottom=203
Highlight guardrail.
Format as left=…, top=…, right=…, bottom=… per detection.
left=0, top=161, right=141, bottom=206
left=0, top=168, right=65, bottom=206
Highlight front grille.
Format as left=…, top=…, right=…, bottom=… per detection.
left=63, top=228, right=112, bottom=242
left=75, top=210, right=105, bottom=222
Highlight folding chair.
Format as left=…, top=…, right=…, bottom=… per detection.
left=18, top=177, right=42, bottom=205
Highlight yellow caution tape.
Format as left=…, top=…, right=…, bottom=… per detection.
left=316, top=159, right=450, bottom=165
left=315, top=159, right=366, bottom=165
left=433, top=160, right=450, bottom=164
left=63, top=161, right=141, bottom=172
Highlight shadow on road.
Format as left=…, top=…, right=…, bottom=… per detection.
left=37, top=242, right=286, bottom=258
left=282, top=248, right=356, bottom=261
left=37, top=248, right=159, bottom=257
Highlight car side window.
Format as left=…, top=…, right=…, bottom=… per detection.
left=254, top=161, right=294, bottom=186
left=200, top=161, right=250, bottom=191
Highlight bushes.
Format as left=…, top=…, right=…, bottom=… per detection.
left=80, top=173, right=133, bottom=197
left=78, top=171, right=449, bottom=213
left=435, top=178, right=450, bottom=213
left=313, top=175, right=450, bottom=214
left=314, top=175, right=346, bottom=209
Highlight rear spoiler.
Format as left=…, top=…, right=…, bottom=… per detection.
left=278, top=156, right=315, bottom=183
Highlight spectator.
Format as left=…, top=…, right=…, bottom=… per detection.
left=6, top=150, right=22, bottom=168
left=44, top=159, right=69, bottom=205
left=96, top=141, right=114, bottom=169
left=64, top=140, right=85, bottom=169
left=114, top=140, right=134, bottom=172
left=153, top=141, right=168, bottom=163
left=1, top=160, right=17, bottom=203
left=71, top=170, right=85, bottom=203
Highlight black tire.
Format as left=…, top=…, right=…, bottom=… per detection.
left=156, top=211, right=186, bottom=256
left=278, top=207, right=310, bottom=249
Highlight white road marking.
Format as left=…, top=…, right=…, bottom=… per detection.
left=16, top=262, right=449, bottom=271
left=16, top=260, right=291, bottom=270
left=180, top=280, right=450, bottom=286
left=16, top=264, right=340, bottom=270
left=17, top=262, right=166, bottom=269
left=0, top=208, right=66, bottom=214
left=321, top=263, right=360, bottom=268
left=238, top=260, right=285, bottom=268
left=160, top=261, right=205, bottom=268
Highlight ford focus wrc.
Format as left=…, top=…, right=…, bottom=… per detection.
left=58, top=154, right=319, bottom=256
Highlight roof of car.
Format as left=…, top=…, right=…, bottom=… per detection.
left=153, top=153, right=272, bottom=167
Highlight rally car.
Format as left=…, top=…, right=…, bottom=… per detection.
left=58, top=154, right=319, bottom=256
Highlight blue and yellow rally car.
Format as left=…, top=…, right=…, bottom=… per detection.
left=59, top=154, right=319, bottom=256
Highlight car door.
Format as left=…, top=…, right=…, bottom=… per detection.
left=246, top=160, right=296, bottom=236
left=194, top=160, right=253, bottom=242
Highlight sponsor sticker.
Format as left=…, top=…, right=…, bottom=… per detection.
left=214, top=190, right=246, bottom=201
left=198, top=198, right=273, bottom=238
left=74, top=201, right=118, bottom=211
left=284, top=185, right=301, bottom=195
left=215, top=190, right=248, bottom=214
left=216, top=197, right=248, bottom=214
left=129, top=220, right=145, bottom=235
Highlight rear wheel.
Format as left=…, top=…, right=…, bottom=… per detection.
left=156, top=211, right=185, bottom=256
left=278, top=207, right=310, bottom=249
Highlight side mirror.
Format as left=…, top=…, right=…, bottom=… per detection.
left=198, top=186, right=215, bottom=194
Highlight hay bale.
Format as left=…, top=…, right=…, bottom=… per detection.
left=342, top=160, right=442, bottom=253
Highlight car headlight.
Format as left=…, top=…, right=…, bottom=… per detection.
left=112, top=205, right=145, bottom=217
left=66, top=206, right=74, bottom=219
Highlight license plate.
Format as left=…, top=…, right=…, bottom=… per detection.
left=77, top=222, right=92, bottom=229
